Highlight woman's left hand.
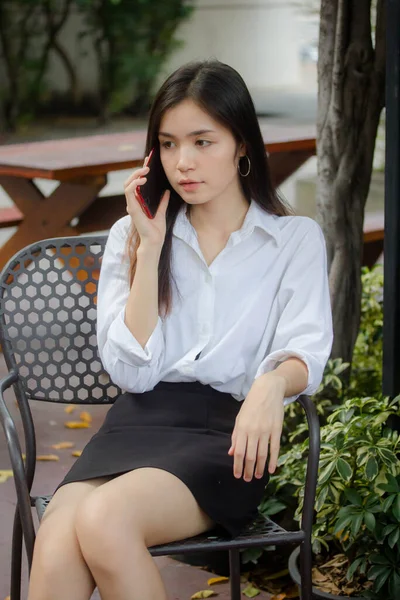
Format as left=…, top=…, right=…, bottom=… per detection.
left=228, top=373, right=286, bottom=481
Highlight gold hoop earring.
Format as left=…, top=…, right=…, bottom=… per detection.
left=238, top=155, right=251, bottom=177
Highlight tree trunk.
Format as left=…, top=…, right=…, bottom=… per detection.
left=316, top=0, right=386, bottom=362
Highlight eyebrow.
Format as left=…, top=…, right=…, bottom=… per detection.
left=158, top=129, right=216, bottom=138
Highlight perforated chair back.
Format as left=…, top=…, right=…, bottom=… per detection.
left=0, top=236, right=120, bottom=404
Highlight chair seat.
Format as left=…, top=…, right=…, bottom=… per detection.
left=34, top=495, right=305, bottom=555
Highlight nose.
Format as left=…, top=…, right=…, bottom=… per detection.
left=176, top=148, right=195, bottom=172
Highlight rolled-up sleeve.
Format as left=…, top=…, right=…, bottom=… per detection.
left=255, top=221, right=333, bottom=405
left=96, top=217, right=165, bottom=392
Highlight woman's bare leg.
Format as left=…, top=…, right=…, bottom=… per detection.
left=27, top=477, right=109, bottom=600
left=75, top=468, right=214, bottom=600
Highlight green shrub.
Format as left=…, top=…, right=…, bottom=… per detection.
left=251, top=266, right=400, bottom=598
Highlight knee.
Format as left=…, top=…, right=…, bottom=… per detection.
left=74, top=490, right=144, bottom=570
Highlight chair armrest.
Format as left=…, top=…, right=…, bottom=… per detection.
left=295, top=394, right=320, bottom=537
left=0, top=370, right=36, bottom=566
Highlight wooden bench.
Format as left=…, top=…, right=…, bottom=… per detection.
left=0, top=206, right=23, bottom=227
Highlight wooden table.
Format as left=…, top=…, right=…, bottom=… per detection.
left=363, top=212, right=384, bottom=268
left=0, top=125, right=316, bottom=269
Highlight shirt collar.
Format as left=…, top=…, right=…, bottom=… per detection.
left=240, top=200, right=281, bottom=246
left=173, top=199, right=281, bottom=247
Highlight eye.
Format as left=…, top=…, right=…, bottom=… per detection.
left=196, top=140, right=211, bottom=147
left=160, top=141, right=175, bottom=149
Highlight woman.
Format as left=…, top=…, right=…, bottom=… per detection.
left=28, top=60, right=333, bottom=600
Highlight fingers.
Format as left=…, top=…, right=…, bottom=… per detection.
left=243, top=435, right=258, bottom=482
left=233, top=432, right=247, bottom=480
left=123, top=164, right=149, bottom=189
left=268, top=430, right=281, bottom=474
left=155, top=189, right=170, bottom=218
left=125, top=176, right=148, bottom=215
left=230, top=428, right=277, bottom=481
left=255, top=435, right=269, bottom=479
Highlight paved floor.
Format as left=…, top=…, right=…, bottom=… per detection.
left=0, top=352, right=272, bottom=599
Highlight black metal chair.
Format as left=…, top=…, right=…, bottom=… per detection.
left=0, top=235, right=320, bottom=600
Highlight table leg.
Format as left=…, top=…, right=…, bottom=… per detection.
left=76, top=194, right=127, bottom=233
left=0, top=175, right=107, bottom=268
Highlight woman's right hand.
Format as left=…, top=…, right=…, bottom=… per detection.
left=124, top=156, right=170, bottom=252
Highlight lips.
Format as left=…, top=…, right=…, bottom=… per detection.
left=179, top=180, right=203, bottom=192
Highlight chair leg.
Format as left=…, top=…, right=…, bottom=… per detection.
left=11, top=508, right=22, bottom=600
left=299, top=540, right=313, bottom=600
left=229, top=549, right=241, bottom=600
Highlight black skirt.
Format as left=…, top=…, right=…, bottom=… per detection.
left=56, top=381, right=270, bottom=537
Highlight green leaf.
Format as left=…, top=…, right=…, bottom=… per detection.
left=374, top=568, right=391, bottom=592
left=370, top=553, right=391, bottom=565
left=381, top=474, right=400, bottom=493
left=241, top=547, right=264, bottom=565
left=364, top=511, right=376, bottom=532
left=369, top=565, right=388, bottom=579
left=335, top=432, right=345, bottom=450
left=351, top=513, right=364, bottom=537
left=347, top=556, right=364, bottom=581
left=344, top=488, right=363, bottom=506
left=336, top=458, right=353, bottom=482
left=373, top=411, right=391, bottom=426
left=382, top=495, right=395, bottom=513
left=242, top=584, right=261, bottom=597
left=333, top=515, right=353, bottom=535
left=365, top=456, right=379, bottom=481
left=315, top=485, right=329, bottom=512
left=379, top=449, right=398, bottom=467
left=319, top=460, right=336, bottom=485
left=388, top=528, right=400, bottom=549
left=389, top=571, right=400, bottom=598
left=393, top=495, right=400, bottom=521
left=382, top=524, right=398, bottom=536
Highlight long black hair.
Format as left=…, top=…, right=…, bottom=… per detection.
left=127, top=60, right=291, bottom=315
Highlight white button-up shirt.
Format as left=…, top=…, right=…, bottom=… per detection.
left=97, top=200, right=333, bottom=405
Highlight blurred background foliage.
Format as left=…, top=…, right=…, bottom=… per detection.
left=0, top=0, right=194, bottom=131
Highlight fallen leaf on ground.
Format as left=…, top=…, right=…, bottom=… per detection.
left=0, top=470, right=13, bottom=483
left=243, top=584, right=261, bottom=598
left=64, top=421, right=90, bottom=429
left=79, top=411, right=92, bottom=424
left=270, top=594, right=287, bottom=600
left=191, top=591, right=217, bottom=599
left=64, top=405, right=76, bottom=414
left=207, top=577, right=229, bottom=585
left=262, top=568, right=289, bottom=581
left=37, top=455, right=59, bottom=461
left=52, top=442, right=75, bottom=450
left=72, top=450, right=83, bottom=457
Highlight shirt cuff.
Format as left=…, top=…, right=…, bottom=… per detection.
left=255, top=349, right=316, bottom=406
left=106, top=308, right=164, bottom=367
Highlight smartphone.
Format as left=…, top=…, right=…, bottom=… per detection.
left=136, top=148, right=157, bottom=219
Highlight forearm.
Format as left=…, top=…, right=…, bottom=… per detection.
left=256, top=357, right=309, bottom=398
left=124, top=244, right=161, bottom=349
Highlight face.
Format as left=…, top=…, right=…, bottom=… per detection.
left=158, top=99, right=245, bottom=208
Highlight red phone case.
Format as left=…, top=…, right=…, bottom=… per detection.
left=136, top=148, right=155, bottom=219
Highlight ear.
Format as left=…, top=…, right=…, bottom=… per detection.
left=238, top=142, right=247, bottom=158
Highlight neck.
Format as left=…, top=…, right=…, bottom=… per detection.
left=188, top=195, right=250, bottom=237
